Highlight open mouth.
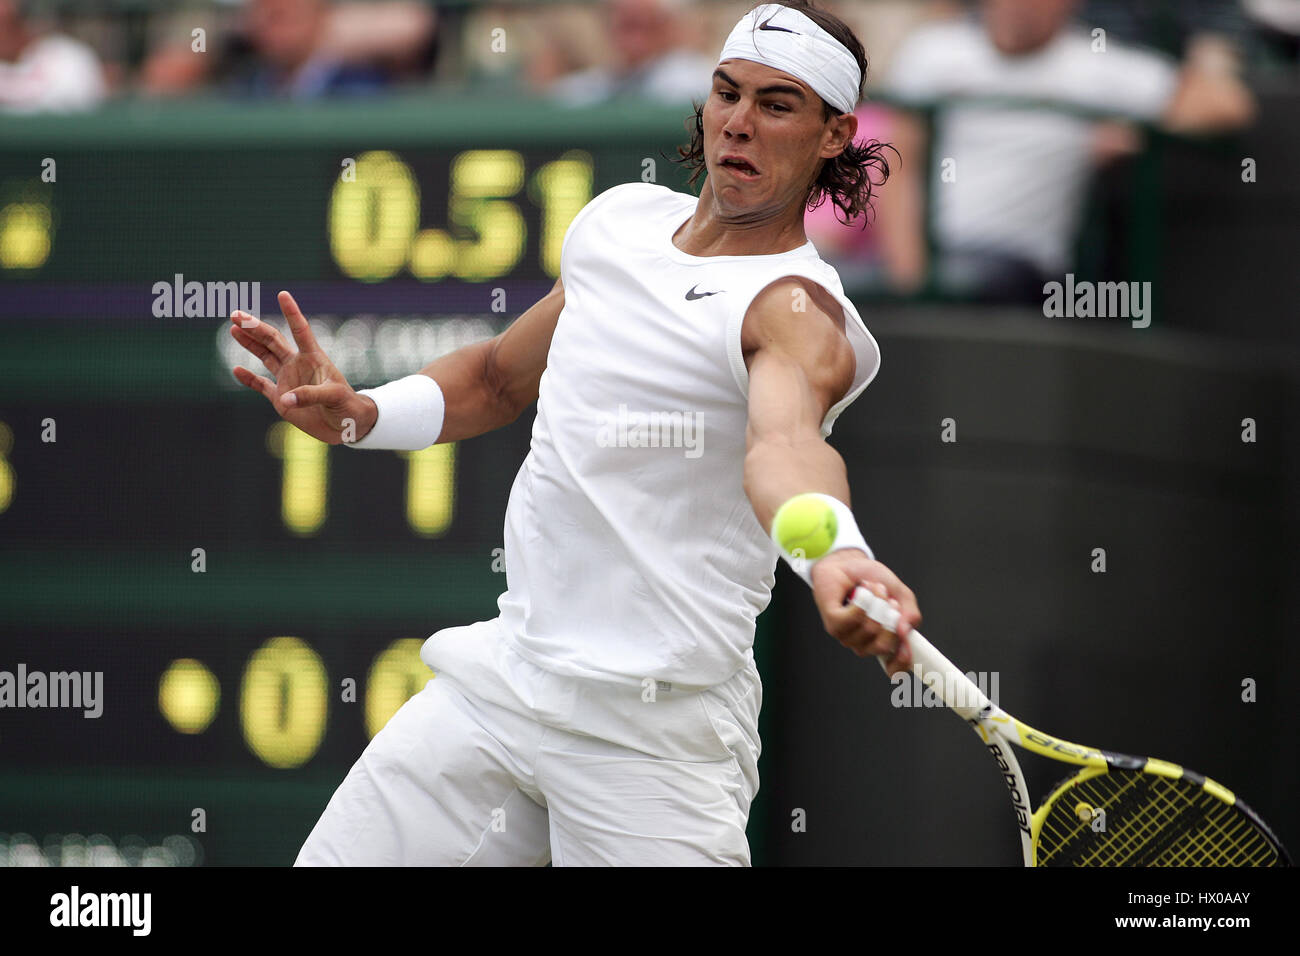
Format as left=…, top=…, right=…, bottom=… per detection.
left=719, top=156, right=760, bottom=178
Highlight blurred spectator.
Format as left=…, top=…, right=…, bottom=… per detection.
left=546, top=0, right=714, bottom=106
left=0, top=0, right=107, bottom=112
left=318, top=0, right=438, bottom=81
left=1083, top=0, right=1256, bottom=58
left=139, top=0, right=437, bottom=100
left=874, top=0, right=1256, bottom=301
left=1242, top=0, right=1300, bottom=65
left=803, top=102, right=894, bottom=289
left=228, top=0, right=390, bottom=98
left=522, top=11, right=595, bottom=92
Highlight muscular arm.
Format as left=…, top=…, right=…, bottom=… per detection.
left=741, top=276, right=921, bottom=668
left=741, top=277, right=856, bottom=531
left=357, top=277, right=564, bottom=443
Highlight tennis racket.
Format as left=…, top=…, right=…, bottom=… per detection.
left=850, top=586, right=1291, bottom=867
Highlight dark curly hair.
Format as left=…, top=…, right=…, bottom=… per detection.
left=673, top=0, right=894, bottom=226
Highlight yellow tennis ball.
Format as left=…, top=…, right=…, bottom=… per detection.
left=773, top=494, right=838, bottom=560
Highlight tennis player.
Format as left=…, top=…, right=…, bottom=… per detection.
left=231, top=0, right=922, bottom=866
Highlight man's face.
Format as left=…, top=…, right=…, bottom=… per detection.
left=0, top=0, right=22, bottom=61
left=249, top=0, right=325, bottom=67
left=610, top=0, right=671, bottom=69
left=982, top=0, right=1076, bottom=55
left=703, top=59, right=848, bottom=220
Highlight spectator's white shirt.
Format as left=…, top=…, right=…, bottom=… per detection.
left=886, top=18, right=1179, bottom=274
left=551, top=49, right=714, bottom=107
left=0, top=33, right=108, bottom=113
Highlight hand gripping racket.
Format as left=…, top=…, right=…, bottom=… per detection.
left=850, top=586, right=1291, bottom=867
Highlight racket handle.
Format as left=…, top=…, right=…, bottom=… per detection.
left=849, top=586, right=991, bottom=720
left=851, top=585, right=903, bottom=632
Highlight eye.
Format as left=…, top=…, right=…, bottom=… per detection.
left=716, top=89, right=737, bottom=102
left=768, top=103, right=790, bottom=113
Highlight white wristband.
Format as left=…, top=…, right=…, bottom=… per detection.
left=346, top=374, right=445, bottom=450
left=773, top=492, right=874, bottom=585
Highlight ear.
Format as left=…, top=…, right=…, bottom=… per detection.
left=820, top=111, right=858, bottom=160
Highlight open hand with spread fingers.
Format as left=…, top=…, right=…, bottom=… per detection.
left=229, top=290, right=377, bottom=444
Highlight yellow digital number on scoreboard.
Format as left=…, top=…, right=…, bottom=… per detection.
left=328, top=151, right=420, bottom=283
left=0, top=421, right=13, bottom=513
left=531, top=153, right=592, bottom=279
left=328, top=149, right=591, bottom=283
left=267, top=421, right=329, bottom=536
left=240, top=637, right=329, bottom=770
left=162, top=638, right=434, bottom=767
left=401, top=442, right=456, bottom=537
left=364, top=638, right=433, bottom=738
left=0, top=190, right=53, bottom=271
left=266, top=423, right=456, bottom=537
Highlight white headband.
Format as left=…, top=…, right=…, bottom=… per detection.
left=717, top=3, right=861, bottom=115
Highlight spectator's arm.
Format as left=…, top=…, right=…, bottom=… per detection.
left=873, top=109, right=929, bottom=294
left=319, top=2, right=438, bottom=67
left=139, top=45, right=212, bottom=96
left=136, top=12, right=227, bottom=97
left=1161, top=34, right=1256, bottom=133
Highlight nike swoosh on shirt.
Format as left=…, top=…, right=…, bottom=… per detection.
left=685, top=285, right=725, bottom=300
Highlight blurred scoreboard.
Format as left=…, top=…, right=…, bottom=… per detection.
left=0, top=94, right=696, bottom=865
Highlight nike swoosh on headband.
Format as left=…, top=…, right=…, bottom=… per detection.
left=758, top=15, right=798, bottom=35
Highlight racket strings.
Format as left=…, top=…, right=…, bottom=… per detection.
left=1035, top=769, right=1283, bottom=867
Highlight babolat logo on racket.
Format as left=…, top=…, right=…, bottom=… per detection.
left=987, top=742, right=1031, bottom=834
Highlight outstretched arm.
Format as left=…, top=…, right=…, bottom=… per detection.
left=741, top=277, right=921, bottom=672
left=232, top=278, right=564, bottom=446
left=405, top=276, right=564, bottom=442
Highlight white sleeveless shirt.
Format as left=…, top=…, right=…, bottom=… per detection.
left=482, top=182, right=879, bottom=689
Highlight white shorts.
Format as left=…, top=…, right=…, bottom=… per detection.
left=295, top=619, right=762, bottom=866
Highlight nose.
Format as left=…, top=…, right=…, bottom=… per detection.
left=723, top=97, right=756, bottom=140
